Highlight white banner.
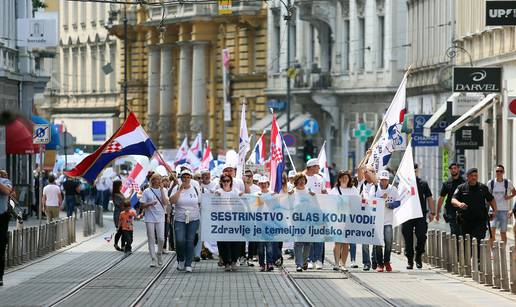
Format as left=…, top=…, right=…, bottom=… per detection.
left=201, top=193, right=385, bottom=245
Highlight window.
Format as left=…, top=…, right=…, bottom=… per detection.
left=110, top=43, right=117, bottom=92
left=273, top=10, right=281, bottom=73
left=80, top=47, right=87, bottom=92
left=91, top=46, right=97, bottom=93
left=377, top=16, right=384, bottom=69
left=358, top=17, right=365, bottom=70
left=343, top=20, right=350, bottom=71
left=72, top=48, right=78, bottom=93
left=98, top=46, right=105, bottom=93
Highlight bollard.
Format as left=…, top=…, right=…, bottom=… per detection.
left=12, top=229, right=19, bottom=266
left=98, top=206, right=104, bottom=228
left=485, top=241, right=493, bottom=287
left=43, top=224, right=49, bottom=254
left=446, top=234, right=453, bottom=272
left=510, top=246, right=516, bottom=294
left=472, top=238, right=478, bottom=282
left=458, top=236, right=465, bottom=277
left=435, top=230, right=441, bottom=268
left=428, top=230, right=434, bottom=266
left=83, top=212, right=88, bottom=237
left=464, top=234, right=471, bottom=277
left=500, top=241, right=509, bottom=291
left=479, top=239, right=487, bottom=284
left=492, top=241, right=501, bottom=289
left=451, top=235, right=458, bottom=274
left=92, top=210, right=96, bottom=234
left=22, top=227, right=28, bottom=263
left=7, top=231, right=13, bottom=267
left=60, top=220, right=65, bottom=248
left=442, top=232, right=448, bottom=270
left=72, top=216, right=76, bottom=243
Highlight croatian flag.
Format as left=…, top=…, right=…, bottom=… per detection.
left=237, top=102, right=250, bottom=179
left=247, top=131, right=267, bottom=165
left=189, top=133, right=203, bottom=159
left=368, top=73, right=407, bottom=172
left=269, top=113, right=285, bottom=193
left=121, top=161, right=149, bottom=207
left=65, top=113, right=156, bottom=183
left=318, top=143, right=332, bottom=189
left=201, top=142, right=214, bottom=170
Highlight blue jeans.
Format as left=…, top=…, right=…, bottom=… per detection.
left=309, top=242, right=324, bottom=263
left=294, top=242, right=311, bottom=267
left=65, top=195, right=76, bottom=217
left=257, top=242, right=274, bottom=266
left=174, top=220, right=200, bottom=267
left=272, top=242, right=282, bottom=262
left=362, top=244, right=370, bottom=266
left=349, top=243, right=356, bottom=262
left=374, top=225, right=393, bottom=265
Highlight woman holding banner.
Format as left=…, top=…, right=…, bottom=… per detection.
left=290, top=173, right=314, bottom=272
left=330, top=171, right=359, bottom=272
left=215, top=174, right=243, bottom=272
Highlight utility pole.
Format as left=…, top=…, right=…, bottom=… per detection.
left=285, top=0, right=292, bottom=133
left=123, top=6, right=128, bottom=119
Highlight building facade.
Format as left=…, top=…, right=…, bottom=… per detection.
left=265, top=0, right=407, bottom=169
left=108, top=2, right=268, bottom=153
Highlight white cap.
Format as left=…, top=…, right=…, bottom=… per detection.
left=223, top=163, right=237, bottom=170
left=258, top=176, right=269, bottom=184
left=200, top=169, right=211, bottom=175
left=180, top=163, right=191, bottom=170
left=288, top=170, right=296, bottom=178
left=253, top=174, right=261, bottom=181
left=379, top=170, right=390, bottom=180
left=306, top=158, right=319, bottom=168
left=180, top=169, right=193, bottom=177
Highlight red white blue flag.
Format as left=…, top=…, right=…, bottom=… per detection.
left=201, top=142, right=214, bottom=170
left=317, top=143, right=332, bottom=189
left=269, top=113, right=285, bottom=193
left=65, top=113, right=156, bottom=183
left=247, top=131, right=267, bottom=165
left=121, top=160, right=149, bottom=207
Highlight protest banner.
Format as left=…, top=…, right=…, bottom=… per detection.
left=200, top=193, right=385, bottom=245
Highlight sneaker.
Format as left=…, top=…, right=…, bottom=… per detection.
left=157, top=255, right=163, bottom=266
left=415, top=254, right=423, bottom=269
left=231, top=262, right=238, bottom=271
left=302, top=262, right=308, bottom=270
left=407, top=259, right=414, bottom=270
left=150, top=259, right=157, bottom=268
left=177, top=260, right=185, bottom=271
left=247, top=260, right=254, bottom=267
left=267, top=264, right=274, bottom=271
left=114, top=244, right=122, bottom=251
left=275, top=257, right=283, bottom=267
left=363, top=264, right=370, bottom=271
left=0, top=280, right=3, bottom=287
left=333, top=265, right=340, bottom=271
left=377, top=265, right=384, bottom=272
left=350, top=261, right=358, bottom=269
left=296, top=266, right=303, bottom=272
left=193, top=256, right=201, bottom=262
left=307, top=262, right=314, bottom=269
left=162, top=249, right=169, bottom=254
left=385, top=262, right=392, bottom=272
left=315, top=261, right=323, bottom=270
left=340, top=266, right=349, bottom=273
left=124, top=251, right=132, bottom=256
left=185, top=266, right=192, bottom=273
left=259, top=265, right=266, bottom=272
left=225, top=264, right=232, bottom=272
left=372, top=263, right=377, bottom=270
left=253, top=256, right=259, bottom=261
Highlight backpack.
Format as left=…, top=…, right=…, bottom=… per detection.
left=489, top=179, right=508, bottom=196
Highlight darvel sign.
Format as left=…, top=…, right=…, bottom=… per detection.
left=486, top=1, right=516, bottom=26
left=453, top=67, right=501, bottom=93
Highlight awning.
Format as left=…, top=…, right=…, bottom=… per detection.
left=444, top=93, right=498, bottom=140
left=423, top=93, right=460, bottom=137
left=280, top=113, right=312, bottom=131
left=6, top=117, right=36, bottom=154
left=32, top=115, right=61, bottom=150
left=250, top=113, right=284, bottom=132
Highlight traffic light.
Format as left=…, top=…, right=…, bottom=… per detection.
left=302, top=139, right=315, bottom=162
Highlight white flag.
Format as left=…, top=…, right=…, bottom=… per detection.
left=175, top=137, right=189, bottom=162
left=393, top=143, right=423, bottom=226
left=317, top=143, right=331, bottom=189
left=237, top=103, right=250, bottom=179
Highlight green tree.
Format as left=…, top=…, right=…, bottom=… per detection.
left=32, top=0, right=47, bottom=10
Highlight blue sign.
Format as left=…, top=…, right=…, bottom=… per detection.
left=412, top=133, right=440, bottom=147
left=267, top=100, right=286, bottom=111
left=303, top=119, right=319, bottom=135
left=283, top=133, right=296, bottom=147
left=413, top=115, right=447, bottom=133
left=92, top=120, right=106, bottom=141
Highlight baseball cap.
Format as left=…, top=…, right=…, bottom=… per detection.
left=288, top=170, right=296, bottom=178
left=379, top=170, right=390, bottom=180
left=258, top=176, right=269, bottom=184
left=180, top=169, right=193, bottom=177
left=306, top=158, right=319, bottom=168
left=466, top=168, right=478, bottom=176
left=448, top=162, right=459, bottom=169
left=253, top=174, right=261, bottom=181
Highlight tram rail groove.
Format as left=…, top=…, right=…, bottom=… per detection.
left=280, top=265, right=317, bottom=307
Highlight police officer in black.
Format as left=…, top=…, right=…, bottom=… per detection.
left=436, top=163, right=465, bottom=236
left=451, top=168, right=496, bottom=255
left=402, top=164, right=435, bottom=269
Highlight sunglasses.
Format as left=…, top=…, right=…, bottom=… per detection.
left=496, top=170, right=504, bottom=173
left=221, top=180, right=231, bottom=183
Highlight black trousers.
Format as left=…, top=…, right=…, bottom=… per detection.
left=247, top=242, right=258, bottom=258
left=122, top=230, right=133, bottom=253
left=0, top=212, right=10, bottom=280
left=402, top=217, right=428, bottom=261
left=218, top=241, right=241, bottom=265
left=461, top=220, right=487, bottom=259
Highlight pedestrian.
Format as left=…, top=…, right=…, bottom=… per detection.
left=451, top=168, right=496, bottom=257
left=244, top=169, right=259, bottom=266
left=330, top=170, right=358, bottom=272
left=0, top=170, right=16, bottom=286
left=287, top=170, right=296, bottom=190
left=118, top=200, right=137, bottom=255
left=402, top=164, right=435, bottom=269
left=215, top=174, right=244, bottom=271
left=169, top=169, right=200, bottom=273
left=358, top=165, right=376, bottom=271
left=255, top=176, right=275, bottom=272
left=140, top=173, right=169, bottom=267
left=112, top=180, right=125, bottom=251
left=42, top=174, right=62, bottom=222
left=486, top=164, right=515, bottom=248
left=436, top=163, right=465, bottom=236
left=161, top=176, right=171, bottom=252
left=370, top=170, right=400, bottom=272
left=62, top=175, right=81, bottom=218
left=167, top=173, right=178, bottom=251
left=304, top=158, right=327, bottom=270
left=291, top=172, right=314, bottom=272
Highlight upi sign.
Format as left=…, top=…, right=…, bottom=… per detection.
left=453, top=67, right=501, bottom=92
left=486, top=1, right=516, bottom=26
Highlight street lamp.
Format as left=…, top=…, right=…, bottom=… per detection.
left=279, top=0, right=294, bottom=133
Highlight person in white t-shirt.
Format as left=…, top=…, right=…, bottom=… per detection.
left=287, top=170, right=296, bottom=191
left=305, top=158, right=327, bottom=270
left=369, top=170, right=400, bottom=273
left=169, top=169, right=200, bottom=273
left=291, top=172, right=314, bottom=272
left=42, top=175, right=62, bottom=222
left=200, top=169, right=218, bottom=194
left=140, top=173, right=169, bottom=267
left=330, top=170, right=359, bottom=272
left=487, top=164, right=516, bottom=247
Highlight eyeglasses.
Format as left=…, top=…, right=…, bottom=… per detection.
left=221, top=180, right=231, bottom=183
left=496, top=170, right=504, bottom=173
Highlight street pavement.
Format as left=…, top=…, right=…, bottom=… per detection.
left=1, top=223, right=516, bottom=306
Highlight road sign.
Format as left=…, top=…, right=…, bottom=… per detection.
left=283, top=133, right=296, bottom=147
left=412, top=133, right=440, bottom=147
left=508, top=97, right=516, bottom=118
left=353, top=123, right=373, bottom=142
left=33, top=124, right=51, bottom=144
left=413, top=114, right=447, bottom=133
left=303, top=119, right=319, bottom=135
left=218, top=0, right=232, bottom=14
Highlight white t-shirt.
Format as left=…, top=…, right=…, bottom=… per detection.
left=140, top=187, right=166, bottom=223
left=330, top=186, right=359, bottom=196
left=43, top=184, right=61, bottom=207
left=358, top=181, right=374, bottom=199
left=213, top=177, right=244, bottom=193
left=171, top=186, right=200, bottom=222
left=306, top=174, right=326, bottom=194
left=249, top=184, right=261, bottom=194
left=488, top=179, right=514, bottom=211
left=369, top=184, right=399, bottom=226
left=200, top=181, right=219, bottom=194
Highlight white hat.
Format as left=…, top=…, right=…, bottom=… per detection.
left=258, top=176, right=269, bottom=184
left=223, top=163, right=237, bottom=170
left=253, top=174, right=261, bottom=181
left=200, top=169, right=211, bottom=175
left=180, top=169, right=193, bottom=177
left=306, top=158, right=319, bottom=168
left=379, top=170, right=390, bottom=180
left=288, top=170, right=296, bottom=178
left=180, top=163, right=191, bottom=170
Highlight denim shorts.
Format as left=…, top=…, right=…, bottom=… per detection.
left=490, top=210, right=509, bottom=232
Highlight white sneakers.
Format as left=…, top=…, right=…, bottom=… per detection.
left=231, top=262, right=238, bottom=271
left=296, top=266, right=303, bottom=272
left=185, top=266, right=192, bottom=273
left=150, top=259, right=157, bottom=268
left=177, top=260, right=185, bottom=271
left=307, top=262, right=314, bottom=269
left=157, top=254, right=163, bottom=266
left=315, top=261, right=323, bottom=270
left=340, top=266, right=349, bottom=272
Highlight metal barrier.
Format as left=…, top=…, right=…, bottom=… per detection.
left=4, top=217, right=77, bottom=270
left=82, top=209, right=103, bottom=237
